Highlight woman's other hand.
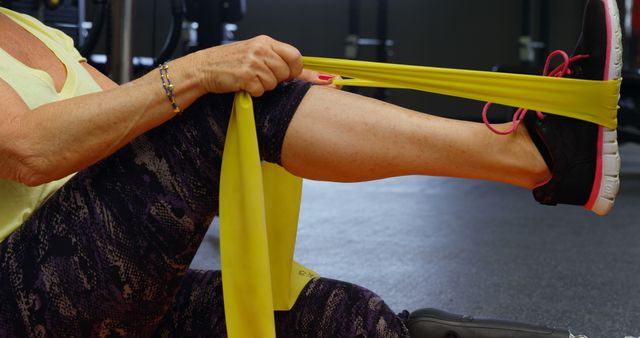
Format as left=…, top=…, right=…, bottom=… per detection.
left=296, top=69, right=343, bottom=89
left=194, top=35, right=303, bottom=97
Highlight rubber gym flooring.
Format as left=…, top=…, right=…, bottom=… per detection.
left=191, top=143, right=640, bottom=338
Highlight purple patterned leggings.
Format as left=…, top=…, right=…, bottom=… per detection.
left=0, top=81, right=409, bottom=337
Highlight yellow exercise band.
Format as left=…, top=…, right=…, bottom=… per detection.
left=220, top=92, right=317, bottom=338
left=219, top=57, right=622, bottom=338
left=303, top=57, right=621, bottom=129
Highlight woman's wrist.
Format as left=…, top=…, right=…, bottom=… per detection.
left=155, top=53, right=207, bottom=114
left=180, top=52, right=208, bottom=96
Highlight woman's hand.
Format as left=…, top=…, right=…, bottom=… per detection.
left=194, top=35, right=304, bottom=97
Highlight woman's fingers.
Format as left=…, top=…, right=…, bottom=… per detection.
left=246, top=38, right=301, bottom=96
left=253, top=65, right=279, bottom=96
left=248, top=51, right=287, bottom=96
left=295, top=70, right=343, bottom=90
left=245, top=75, right=266, bottom=97
left=263, top=55, right=292, bottom=86
left=270, top=39, right=303, bottom=80
left=297, top=70, right=334, bottom=84
left=198, top=35, right=304, bottom=95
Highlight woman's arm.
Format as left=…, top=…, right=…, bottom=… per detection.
left=0, top=36, right=303, bottom=186
left=81, top=62, right=119, bottom=91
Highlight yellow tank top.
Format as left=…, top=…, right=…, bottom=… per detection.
left=0, top=8, right=102, bottom=242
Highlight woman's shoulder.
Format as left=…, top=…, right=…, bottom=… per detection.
left=1, top=8, right=50, bottom=32
left=0, top=7, right=78, bottom=54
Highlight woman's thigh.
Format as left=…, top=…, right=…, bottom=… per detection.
left=0, top=80, right=311, bottom=336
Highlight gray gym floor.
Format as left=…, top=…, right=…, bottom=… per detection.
left=192, top=143, right=640, bottom=338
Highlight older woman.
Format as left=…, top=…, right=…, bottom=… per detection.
left=0, top=0, right=620, bottom=336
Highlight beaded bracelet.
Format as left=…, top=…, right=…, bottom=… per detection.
left=159, top=62, right=182, bottom=114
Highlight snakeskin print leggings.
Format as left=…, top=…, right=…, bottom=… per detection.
left=0, top=81, right=409, bottom=337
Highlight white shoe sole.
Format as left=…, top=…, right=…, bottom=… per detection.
left=587, top=0, right=622, bottom=216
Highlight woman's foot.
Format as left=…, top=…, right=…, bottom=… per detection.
left=525, top=0, right=622, bottom=215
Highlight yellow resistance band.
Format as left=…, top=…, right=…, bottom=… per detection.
left=220, top=92, right=317, bottom=338
left=219, top=57, right=622, bottom=338
left=303, top=57, right=621, bottom=129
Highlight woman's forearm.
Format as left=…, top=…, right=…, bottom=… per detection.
left=13, top=54, right=205, bottom=186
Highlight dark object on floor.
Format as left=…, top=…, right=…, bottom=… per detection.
left=406, top=308, right=585, bottom=338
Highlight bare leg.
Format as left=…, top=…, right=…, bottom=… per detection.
left=281, top=86, right=550, bottom=189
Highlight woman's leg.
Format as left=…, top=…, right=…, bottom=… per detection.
left=282, top=86, right=550, bottom=189
left=283, top=0, right=621, bottom=215
left=153, top=270, right=227, bottom=336
left=275, top=277, right=409, bottom=338
left=0, top=81, right=312, bottom=336
left=154, top=270, right=409, bottom=338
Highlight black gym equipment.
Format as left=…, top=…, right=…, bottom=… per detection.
left=131, top=0, right=187, bottom=77
left=78, top=0, right=107, bottom=57
left=127, top=0, right=245, bottom=79
left=624, top=0, right=640, bottom=70
left=6, top=0, right=63, bottom=11
left=345, top=0, right=393, bottom=100
left=519, top=0, right=550, bottom=68
left=492, top=0, right=551, bottom=74
left=5, top=0, right=106, bottom=63
left=5, top=0, right=84, bottom=43
left=184, top=0, right=246, bottom=51
left=43, top=0, right=62, bottom=10
left=618, top=0, right=640, bottom=144
left=154, top=0, right=186, bottom=68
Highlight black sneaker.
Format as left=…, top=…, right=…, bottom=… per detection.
left=524, top=0, right=622, bottom=215
left=406, top=308, right=587, bottom=338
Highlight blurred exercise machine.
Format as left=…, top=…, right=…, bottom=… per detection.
left=184, top=0, right=246, bottom=51
left=345, top=0, right=393, bottom=100
left=518, top=0, right=549, bottom=68
left=4, top=0, right=106, bottom=58
left=619, top=0, right=640, bottom=143
left=5, top=0, right=87, bottom=43
left=109, top=0, right=246, bottom=82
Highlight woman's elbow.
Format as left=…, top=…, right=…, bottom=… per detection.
left=0, top=157, right=51, bottom=187
left=1, top=119, right=56, bottom=186
left=6, top=142, right=56, bottom=187
left=17, top=166, right=52, bottom=187
left=9, top=154, right=54, bottom=187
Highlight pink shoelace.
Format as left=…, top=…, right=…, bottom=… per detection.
left=482, top=50, right=590, bottom=135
